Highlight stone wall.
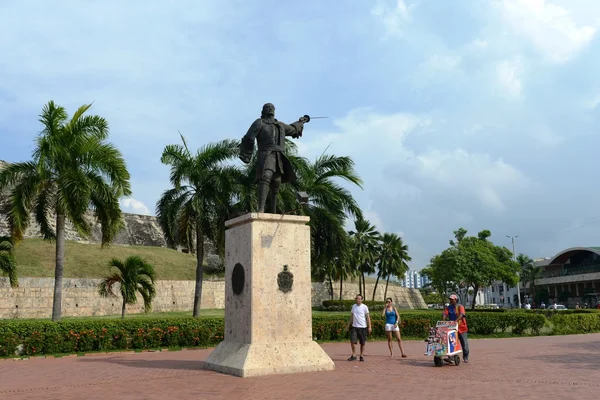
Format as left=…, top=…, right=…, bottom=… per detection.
left=0, top=278, right=425, bottom=319
left=312, top=282, right=426, bottom=309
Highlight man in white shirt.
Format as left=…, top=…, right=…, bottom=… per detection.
left=347, top=294, right=372, bottom=362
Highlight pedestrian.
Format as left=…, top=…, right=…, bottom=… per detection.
left=347, top=294, right=371, bottom=362
left=442, top=293, right=470, bottom=363
left=381, top=297, right=407, bottom=358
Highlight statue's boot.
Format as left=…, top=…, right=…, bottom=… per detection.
left=257, top=182, right=269, bottom=213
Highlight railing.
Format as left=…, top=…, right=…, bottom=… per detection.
left=540, top=263, right=600, bottom=279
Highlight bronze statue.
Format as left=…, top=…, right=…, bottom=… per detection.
left=239, top=103, right=310, bottom=213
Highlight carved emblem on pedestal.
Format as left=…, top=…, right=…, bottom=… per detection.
left=277, top=265, right=294, bottom=293
left=232, top=263, right=245, bottom=295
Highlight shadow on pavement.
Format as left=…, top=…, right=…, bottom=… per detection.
left=519, top=352, right=600, bottom=371
left=77, top=357, right=206, bottom=371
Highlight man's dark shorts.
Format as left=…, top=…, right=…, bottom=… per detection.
left=350, top=327, right=368, bottom=345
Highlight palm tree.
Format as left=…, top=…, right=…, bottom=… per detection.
left=0, top=101, right=131, bottom=321
left=349, top=218, right=380, bottom=297
left=98, top=255, right=156, bottom=318
left=0, top=236, right=18, bottom=287
left=156, top=135, right=239, bottom=317
left=376, top=233, right=411, bottom=301
left=517, top=253, right=542, bottom=302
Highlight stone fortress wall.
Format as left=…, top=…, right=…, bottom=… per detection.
left=0, top=277, right=426, bottom=319
left=0, top=160, right=426, bottom=318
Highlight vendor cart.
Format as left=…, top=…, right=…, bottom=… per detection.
left=424, top=321, right=463, bottom=367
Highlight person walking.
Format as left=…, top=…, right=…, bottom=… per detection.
left=347, top=294, right=371, bottom=362
left=442, top=293, right=470, bottom=363
left=381, top=297, right=407, bottom=357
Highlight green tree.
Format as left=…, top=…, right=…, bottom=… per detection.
left=0, top=101, right=131, bottom=321
left=518, top=253, right=542, bottom=301
left=98, top=255, right=156, bottom=318
left=374, top=233, right=411, bottom=301
left=349, top=218, right=380, bottom=297
left=156, top=135, right=239, bottom=317
left=423, top=228, right=520, bottom=309
left=0, top=236, right=18, bottom=287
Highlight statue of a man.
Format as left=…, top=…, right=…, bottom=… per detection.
left=239, top=103, right=310, bottom=213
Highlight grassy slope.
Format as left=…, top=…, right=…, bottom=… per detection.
left=13, top=238, right=198, bottom=280
left=12, top=238, right=385, bottom=284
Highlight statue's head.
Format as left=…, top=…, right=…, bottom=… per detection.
left=261, top=103, right=275, bottom=118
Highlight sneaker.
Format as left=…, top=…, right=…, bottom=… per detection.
left=359, top=356, right=364, bottom=362
left=347, top=355, right=357, bottom=361
left=464, top=358, right=469, bottom=363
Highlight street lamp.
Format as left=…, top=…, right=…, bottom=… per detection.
left=506, top=234, right=522, bottom=309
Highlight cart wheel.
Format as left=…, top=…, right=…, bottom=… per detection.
left=454, top=355, right=461, bottom=366
left=434, top=356, right=443, bottom=367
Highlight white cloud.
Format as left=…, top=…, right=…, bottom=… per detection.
left=371, top=0, right=413, bottom=39
left=498, top=0, right=597, bottom=63
left=496, top=59, right=523, bottom=97
left=120, top=198, right=151, bottom=215
left=397, top=148, right=530, bottom=213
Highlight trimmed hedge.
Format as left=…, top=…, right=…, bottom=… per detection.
left=321, top=300, right=386, bottom=311
left=0, top=311, right=550, bottom=357
left=549, top=313, right=600, bottom=335
left=1, top=310, right=594, bottom=358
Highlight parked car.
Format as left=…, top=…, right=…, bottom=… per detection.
left=546, top=304, right=568, bottom=310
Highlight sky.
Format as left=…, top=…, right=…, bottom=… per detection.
left=2, top=0, right=600, bottom=269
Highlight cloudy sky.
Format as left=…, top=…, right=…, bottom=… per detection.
left=2, top=0, right=600, bottom=268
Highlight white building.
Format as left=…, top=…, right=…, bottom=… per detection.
left=468, top=281, right=521, bottom=308
left=401, top=270, right=422, bottom=289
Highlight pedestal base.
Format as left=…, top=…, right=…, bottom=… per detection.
left=204, top=340, right=335, bottom=378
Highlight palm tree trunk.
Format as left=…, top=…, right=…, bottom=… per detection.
left=361, top=271, right=366, bottom=298
left=358, top=274, right=362, bottom=295
left=192, top=226, right=205, bottom=318
left=339, top=277, right=344, bottom=301
left=121, top=296, right=127, bottom=319
left=372, top=272, right=381, bottom=301
left=384, top=275, right=390, bottom=300
left=51, top=214, right=66, bottom=322
left=328, top=273, right=334, bottom=301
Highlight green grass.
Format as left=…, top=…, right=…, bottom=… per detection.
left=14, top=238, right=199, bottom=280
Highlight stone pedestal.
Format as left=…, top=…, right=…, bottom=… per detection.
left=204, top=213, right=335, bottom=377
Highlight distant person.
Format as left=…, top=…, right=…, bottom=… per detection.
left=442, top=293, right=470, bottom=363
left=540, top=301, right=546, bottom=309
left=347, top=294, right=372, bottom=362
left=524, top=303, right=531, bottom=310
left=576, top=303, right=580, bottom=309
left=381, top=297, right=407, bottom=358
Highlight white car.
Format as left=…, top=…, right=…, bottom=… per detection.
left=546, top=304, right=568, bottom=310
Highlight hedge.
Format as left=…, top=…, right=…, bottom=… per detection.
left=321, top=300, right=386, bottom=311
left=549, top=313, right=600, bottom=335
left=0, top=312, right=550, bottom=357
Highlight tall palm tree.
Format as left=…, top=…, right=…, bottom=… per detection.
left=0, top=236, right=18, bottom=287
left=384, top=236, right=411, bottom=300
left=349, top=218, right=380, bottom=297
left=374, top=233, right=411, bottom=301
left=156, top=135, right=239, bottom=317
left=517, top=253, right=542, bottom=301
left=0, top=101, right=131, bottom=321
left=98, top=255, right=156, bottom=318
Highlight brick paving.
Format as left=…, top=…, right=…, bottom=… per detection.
left=1, top=334, right=599, bottom=399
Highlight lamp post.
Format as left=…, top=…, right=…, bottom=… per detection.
left=506, top=234, right=522, bottom=309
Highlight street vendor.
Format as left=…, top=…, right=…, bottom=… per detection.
left=442, top=293, right=470, bottom=363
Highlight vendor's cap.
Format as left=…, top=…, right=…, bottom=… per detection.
left=448, top=294, right=458, bottom=300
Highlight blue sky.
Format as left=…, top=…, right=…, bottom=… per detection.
left=2, top=0, right=600, bottom=268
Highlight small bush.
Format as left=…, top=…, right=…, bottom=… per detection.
left=204, top=255, right=224, bottom=274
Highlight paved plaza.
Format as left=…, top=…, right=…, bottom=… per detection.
left=1, top=333, right=599, bottom=399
